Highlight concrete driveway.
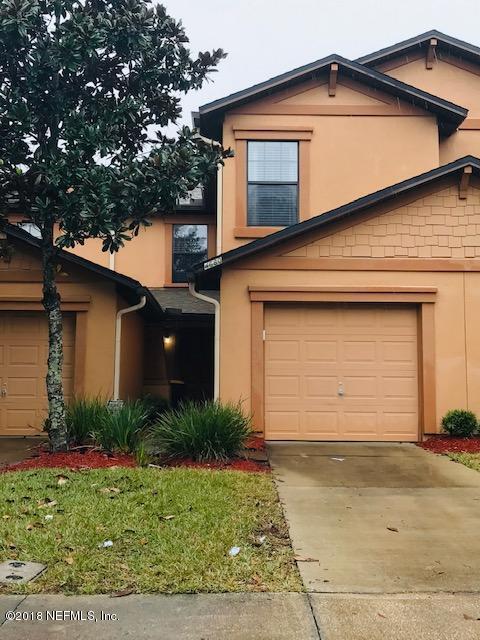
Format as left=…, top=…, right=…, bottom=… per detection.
left=268, top=442, right=480, bottom=593
left=268, top=443, right=480, bottom=638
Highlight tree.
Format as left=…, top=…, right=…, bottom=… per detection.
left=0, top=0, right=229, bottom=451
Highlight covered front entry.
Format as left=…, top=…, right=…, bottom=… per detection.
left=264, top=303, right=419, bottom=441
left=0, top=312, right=75, bottom=436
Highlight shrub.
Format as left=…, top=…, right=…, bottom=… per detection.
left=149, top=400, right=252, bottom=462
left=441, top=409, right=478, bottom=437
left=65, top=396, right=109, bottom=446
left=92, top=401, right=149, bottom=453
left=140, top=394, right=170, bottom=425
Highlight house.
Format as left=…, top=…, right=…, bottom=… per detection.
left=4, top=30, right=480, bottom=441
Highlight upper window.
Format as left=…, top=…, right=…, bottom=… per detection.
left=247, top=141, right=298, bottom=226
left=172, top=224, right=208, bottom=283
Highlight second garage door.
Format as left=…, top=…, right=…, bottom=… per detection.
left=264, top=303, right=419, bottom=441
left=0, top=313, right=75, bottom=436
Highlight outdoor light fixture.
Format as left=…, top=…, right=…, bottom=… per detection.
left=163, top=334, right=174, bottom=347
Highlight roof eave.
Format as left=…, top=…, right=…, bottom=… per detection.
left=198, top=55, right=467, bottom=141
left=4, top=224, right=164, bottom=317
left=193, top=155, right=480, bottom=289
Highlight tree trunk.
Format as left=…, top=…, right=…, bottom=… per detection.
left=42, top=223, right=67, bottom=452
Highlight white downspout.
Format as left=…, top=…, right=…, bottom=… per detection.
left=216, top=162, right=223, bottom=254
left=189, top=283, right=220, bottom=401
left=113, top=295, right=146, bottom=401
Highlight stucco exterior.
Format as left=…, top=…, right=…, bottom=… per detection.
left=217, top=178, right=480, bottom=438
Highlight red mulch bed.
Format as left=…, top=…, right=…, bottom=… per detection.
left=418, top=435, right=480, bottom=454
left=1, top=436, right=269, bottom=474
left=1, top=449, right=136, bottom=473
left=246, top=435, right=266, bottom=451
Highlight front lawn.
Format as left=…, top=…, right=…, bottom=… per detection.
left=0, top=467, right=301, bottom=594
left=447, top=452, right=480, bottom=472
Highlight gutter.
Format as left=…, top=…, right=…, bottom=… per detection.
left=188, top=282, right=220, bottom=400
left=113, top=294, right=147, bottom=401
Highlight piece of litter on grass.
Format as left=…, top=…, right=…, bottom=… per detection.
left=64, top=556, right=74, bottom=565
left=258, top=535, right=266, bottom=544
left=111, top=588, right=134, bottom=598
left=331, top=457, right=345, bottom=462
left=159, top=515, right=175, bottom=521
left=56, top=475, right=69, bottom=486
left=387, top=527, right=399, bottom=533
left=99, top=540, right=114, bottom=548
left=44, top=515, right=54, bottom=521
left=229, top=546, right=241, bottom=557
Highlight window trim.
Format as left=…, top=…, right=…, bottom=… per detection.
left=234, top=129, right=311, bottom=239
left=164, top=217, right=215, bottom=287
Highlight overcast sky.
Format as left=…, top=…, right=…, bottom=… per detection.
left=162, top=0, right=480, bottom=129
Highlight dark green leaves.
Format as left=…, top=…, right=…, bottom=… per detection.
left=0, top=0, right=228, bottom=249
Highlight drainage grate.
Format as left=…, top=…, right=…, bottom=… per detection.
left=0, top=560, right=46, bottom=584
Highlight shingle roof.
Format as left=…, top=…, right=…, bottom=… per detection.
left=357, top=30, right=480, bottom=68
left=198, top=54, right=468, bottom=140
left=193, top=155, right=480, bottom=289
left=150, top=287, right=217, bottom=315
left=5, top=224, right=163, bottom=317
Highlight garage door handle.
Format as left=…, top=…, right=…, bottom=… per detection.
left=338, top=383, right=344, bottom=397
left=1, top=386, right=7, bottom=397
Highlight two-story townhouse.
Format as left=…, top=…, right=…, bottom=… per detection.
left=192, top=31, right=480, bottom=442
left=4, top=30, right=480, bottom=442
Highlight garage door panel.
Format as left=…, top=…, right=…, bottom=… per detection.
left=265, top=411, right=300, bottom=436
left=266, top=375, right=300, bottom=398
left=342, top=411, right=379, bottom=436
left=0, top=313, right=76, bottom=436
left=264, top=304, right=418, bottom=441
left=305, top=376, right=338, bottom=399
left=266, top=340, right=299, bottom=362
left=343, top=376, right=377, bottom=399
left=342, top=341, right=377, bottom=363
left=382, top=411, right=419, bottom=435
left=304, top=411, right=339, bottom=437
left=382, top=376, right=417, bottom=399
left=304, top=340, right=338, bottom=362
left=381, top=340, right=417, bottom=363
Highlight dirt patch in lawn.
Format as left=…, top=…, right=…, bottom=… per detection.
left=418, top=435, right=480, bottom=454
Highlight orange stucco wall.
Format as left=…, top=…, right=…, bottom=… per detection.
left=383, top=55, right=480, bottom=161
left=0, top=240, right=145, bottom=400
left=221, top=83, right=439, bottom=252
left=119, top=305, right=144, bottom=400
left=218, top=183, right=480, bottom=435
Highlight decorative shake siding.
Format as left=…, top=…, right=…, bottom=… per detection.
left=284, top=186, right=480, bottom=259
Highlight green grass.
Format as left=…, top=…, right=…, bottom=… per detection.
left=447, top=452, right=480, bottom=472
left=0, top=468, right=301, bottom=595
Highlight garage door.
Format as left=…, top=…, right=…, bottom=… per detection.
left=0, top=313, right=75, bottom=436
left=264, top=304, right=418, bottom=441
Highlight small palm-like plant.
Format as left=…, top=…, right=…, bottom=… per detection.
left=65, top=396, right=109, bottom=446
left=92, top=401, right=149, bottom=454
left=149, top=400, right=252, bottom=462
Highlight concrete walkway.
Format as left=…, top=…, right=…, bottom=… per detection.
left=1, top=592, right=479, bottom=639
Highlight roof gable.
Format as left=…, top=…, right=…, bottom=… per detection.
left=194, top=156, right=480, bottom=288
left=357, top=30, right=480, bottom=69
left=4, top=224, right=162, bottom=316
left=199, top=55, right=467, bottom=141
